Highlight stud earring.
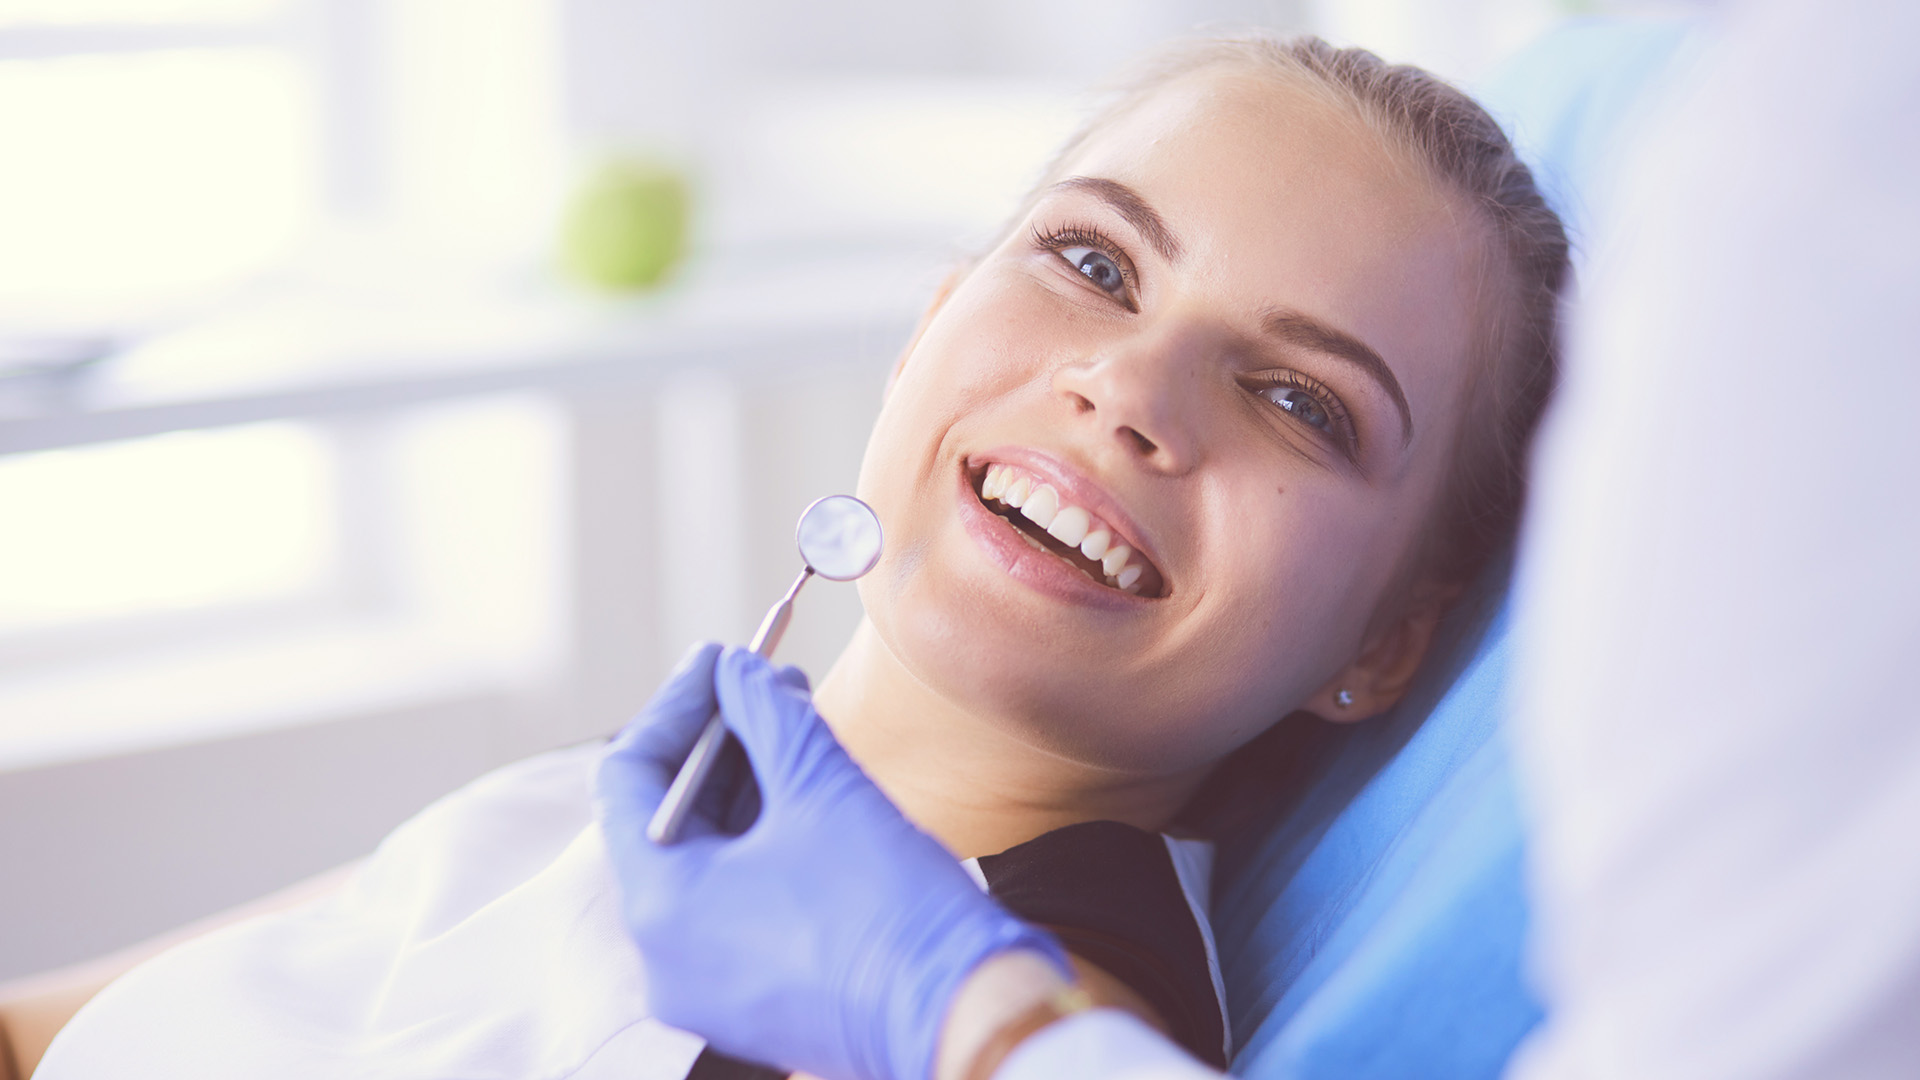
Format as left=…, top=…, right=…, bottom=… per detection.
left=1334, top=688, right=1354, bottom=709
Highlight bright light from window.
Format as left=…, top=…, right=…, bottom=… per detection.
left=0, top=49, right=317, bottom=318
left=0, top=423, right=336, bottom=631
left=0, top=0, right=282, bottom=25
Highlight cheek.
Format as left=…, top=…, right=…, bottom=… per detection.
left=850, top=276, right=1056, bottom=619
left=1221, top=483, right=1411, bottom=648
left=1142, top=481, right=1409, bottom=740
left=915, top=274, right=1064, bottom=392
left=871, top=286, right=1027, bottom=438
left=858, top=274, right=1069, bottom=500
left=1185, top=532, right=1352, bottom=714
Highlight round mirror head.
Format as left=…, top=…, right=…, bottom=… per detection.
left=796, top=494, right=883, bottom=581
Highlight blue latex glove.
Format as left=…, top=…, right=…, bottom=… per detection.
left=597, top=643, right=1071, bottom=1080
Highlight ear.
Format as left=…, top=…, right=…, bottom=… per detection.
left=884, top=264, right=968, bottom=399
left=1302, top=584, right=1459, bottom=723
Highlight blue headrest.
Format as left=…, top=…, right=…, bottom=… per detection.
left=1211, top=18, right=1698, bottom=1078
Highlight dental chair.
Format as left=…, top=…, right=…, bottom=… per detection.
left=1203, top=19, right=1698, bottom=1078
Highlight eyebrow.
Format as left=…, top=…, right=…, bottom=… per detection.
left=1051, top=176, right=1184, bottom=263
left=1262, top=309, right=1415, bottom=446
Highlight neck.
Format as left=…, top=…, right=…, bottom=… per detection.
left=810, top=619, right=1207, bottom=859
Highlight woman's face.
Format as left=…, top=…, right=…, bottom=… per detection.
left=855, top=69, right=1490, bottom=776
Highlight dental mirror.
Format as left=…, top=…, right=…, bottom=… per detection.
left=795, top=493, right=884, bottom=581
left=647, top=494, right=883, bottom=844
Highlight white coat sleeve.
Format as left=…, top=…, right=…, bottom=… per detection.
left=997, top=1009, right=1221, bottom=1080
left=1506, top=1, right=1920, bottom=1079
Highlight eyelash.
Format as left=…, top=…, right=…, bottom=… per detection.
left=1029, top=222, right=1139, bottom=304
left=1243, top=369, right=1359, bottom=457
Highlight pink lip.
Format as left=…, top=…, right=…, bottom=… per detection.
left=955, top=447, right=1168, bottom=610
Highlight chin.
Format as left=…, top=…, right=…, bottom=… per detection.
left=866, top=580, right=1207, bottom=770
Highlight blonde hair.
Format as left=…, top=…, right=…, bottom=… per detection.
left=1015, top=35, right=1570, bottom=595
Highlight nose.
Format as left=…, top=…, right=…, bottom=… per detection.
left=1051, top=324, right=1206, bottom=474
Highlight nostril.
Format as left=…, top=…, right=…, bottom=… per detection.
left=1068, top=391, right=1096, bottom=415
left=1123, top=427, right=1157, bottom=455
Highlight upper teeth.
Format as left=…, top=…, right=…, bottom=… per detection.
left=979, top=463, right=1150, bottom=594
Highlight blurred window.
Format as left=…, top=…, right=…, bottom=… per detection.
left=0, top=1, right=566, bottom=730
left=0, top=0, right=315, bottom=320
left=0, top=50, right=316, bottom=317
left=0, top=0, right=330, bottom=678
left=0, top=396, right=567, bottom=767
left=0, top=423, right=336, bottom=633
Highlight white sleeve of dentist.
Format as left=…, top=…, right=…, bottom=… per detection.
left=1506, top=2, right=1920, bottom=1079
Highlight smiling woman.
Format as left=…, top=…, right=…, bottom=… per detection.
left=15, top=33, right=1569, bottom=1080
left=831, top=39, right=1565, bottom=852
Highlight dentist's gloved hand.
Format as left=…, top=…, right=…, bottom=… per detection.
left=597, top=644, right=1071, bottom=1080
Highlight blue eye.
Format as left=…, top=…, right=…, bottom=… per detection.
left=1060, top=245, right=1126, bottom=296
left=1262, top=386, right=1332, bottom=431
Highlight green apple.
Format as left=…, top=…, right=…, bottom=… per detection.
left=560, top=158, right=691, bottom=290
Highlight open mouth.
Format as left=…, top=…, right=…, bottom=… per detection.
left=970, top=462, right=1167, bottom=598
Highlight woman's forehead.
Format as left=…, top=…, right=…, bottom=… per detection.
left=1062, top=69, right=1454, bottom=254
